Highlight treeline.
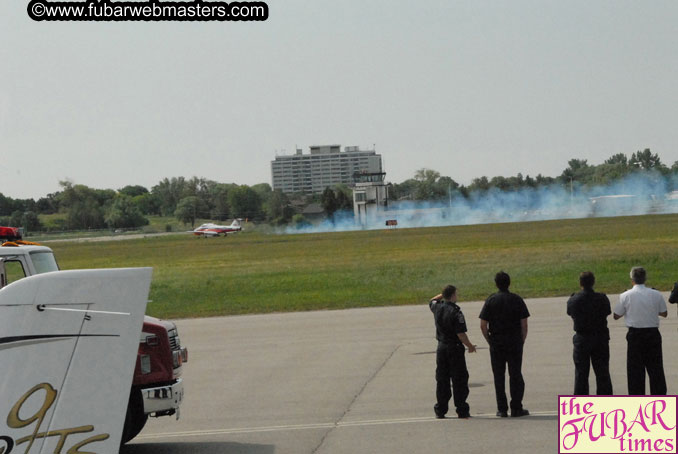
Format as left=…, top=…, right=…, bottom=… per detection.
left=2, top=148, right=677, bottom=232
left=0, top=177, right=312, bottom=232
left=389, top=149, right=678, bottom=201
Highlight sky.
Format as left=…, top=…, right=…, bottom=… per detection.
left=1, top=0, right=678, bottom=200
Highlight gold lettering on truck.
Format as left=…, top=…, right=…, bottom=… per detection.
left=4, top=383, right=109, bottom=454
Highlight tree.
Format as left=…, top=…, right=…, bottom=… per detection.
left=291, top=214, right=310, bottom=229
left=0, top=194, right=37, bottom=216
left=389, top=178, right=418, bottom=200
left=604, top=153, right=628, bottom=166
left=251, top=183, right=273, bottom=200
left=57, top=181, right=106, bottom=230
left=228, top=186, right=262, bottom=220
left=174, top=196, right=207, bottom=227
left=560, top=159, right=594, bottom=187
left=592, top=163, right=631, bottom=185
left=331, top=185, right=354, bottom=211
left=131, top=192, right=161, bottom=216
left=535, top=174, right=555, bottom=185
left=413, top=168, right=441, bottom=200
left=468, top=176, right=490, bottom=192
left=437, top=176, right=459, bottom=192
left=0, top=194, right=20, bottom=216
left=93, top=188, right=117, bottom=207
left=1, top=210, right=41, bottom=232
left=36, top=194, right=59, bottom=214
left=414, top=168, right=440, bottom=183
left=209, top=183, right=235, bottom=221
left=9, top=210, right=23, bottom=228
left=506, top=173, right=525, bottom=190
left=561, top=159, right=589, bottom=180
left=630, top=148, right=663, bottom=170
left=489, top=176, right=510, bottom=191
left=105, top=196, right=149, bottom=229
left=252, top=183, right=273, bottom=220
left=268, top=189, right=294, bottom=224
left=185, top=177, right=214, bottom=215
left=119, top=185, right=149, bottom=198
left=152, top=177, right=188, bottom=217
left=335, top=189, right=353, bottom=211
left=22, top=211, right=42, bottom=232
left=321, top=187, right=338, bottom=219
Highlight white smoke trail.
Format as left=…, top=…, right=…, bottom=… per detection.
left=283, top=171, right=678, bottom=234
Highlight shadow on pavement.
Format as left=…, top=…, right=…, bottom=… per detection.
left=120, top=441, right=275, bottom=454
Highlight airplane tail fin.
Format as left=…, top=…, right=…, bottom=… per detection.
left=0, top=268, right=151, bottom=453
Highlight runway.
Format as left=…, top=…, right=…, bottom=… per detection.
left=122, top=294, right=678, bottom=454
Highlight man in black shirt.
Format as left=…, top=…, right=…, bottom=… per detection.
left=429, top=285, right=477, bottom=419
left=566, top=271, right=613, bottom=395
left=670, top=282, right=678, bottom=306
left=479, top=271, right=530, bottom=417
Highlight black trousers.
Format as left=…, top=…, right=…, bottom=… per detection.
left=626, top=328, right=666, bottom=395
left=573, top=333, right=613, bottom=395
left=435, top=342, right=470, bottom=417
left=489, top=342, right=524, bottom=413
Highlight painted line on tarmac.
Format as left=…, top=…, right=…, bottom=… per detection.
left=136, top=422, right=336, bottom=439
left=135, top=411, right=557, bottom=440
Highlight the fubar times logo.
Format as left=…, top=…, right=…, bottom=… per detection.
left=559, top=396, right=677, bottom=453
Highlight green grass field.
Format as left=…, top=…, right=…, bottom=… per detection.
left=47, top=214, right=678, bottom=319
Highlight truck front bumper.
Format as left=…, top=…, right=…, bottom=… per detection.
left=141, top=378, right=184, bottom=418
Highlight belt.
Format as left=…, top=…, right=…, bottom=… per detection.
left=574, top=330, right=607, bottom=335
left=627, top=327, right=659, bottom=331
left=438, top=340, right=463, bottom=347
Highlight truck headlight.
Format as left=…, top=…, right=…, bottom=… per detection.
left=172, top=350, right=183, bottom=368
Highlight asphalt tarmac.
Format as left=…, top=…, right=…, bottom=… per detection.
left=121, top=293, right=678, bottom=454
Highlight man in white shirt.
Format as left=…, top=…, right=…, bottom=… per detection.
left=613, top=266, right=668, bottom=395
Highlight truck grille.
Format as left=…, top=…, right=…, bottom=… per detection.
left=168, top=329, right=179, bottom=350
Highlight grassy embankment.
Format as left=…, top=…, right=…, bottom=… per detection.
left=33, top=215, right=191, bottom=240
left=48, top=214, right=678, bottom=319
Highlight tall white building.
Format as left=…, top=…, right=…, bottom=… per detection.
left=271, top=145, right=382, bottom=194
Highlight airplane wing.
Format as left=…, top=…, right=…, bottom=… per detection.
left=0, top=268, right=151, bottom=453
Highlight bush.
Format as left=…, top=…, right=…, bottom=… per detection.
left=105, top=196, right=149, bottom=229
left=291, top=214, right=310, bottom=229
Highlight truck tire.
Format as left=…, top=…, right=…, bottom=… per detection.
left=121, top=388, right=148, bottom=444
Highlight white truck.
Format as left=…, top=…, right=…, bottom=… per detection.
left=0, top=227, right=187, bottom=446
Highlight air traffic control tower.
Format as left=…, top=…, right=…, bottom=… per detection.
left=352, top=171, right=388, bottom=226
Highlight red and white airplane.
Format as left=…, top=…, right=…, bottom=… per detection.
left=192, top=219, right=242, bottom=237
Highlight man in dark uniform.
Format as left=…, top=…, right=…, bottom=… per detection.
left=566, top=271, right=613, bottom=395
left=669, top=281, right=678, bottom=306
left=479, top=271, right=530, bottom=418
left=429, top=285, right=477, bottom=419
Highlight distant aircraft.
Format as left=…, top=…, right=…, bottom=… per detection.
left=192, top=219, right=242, bottom=237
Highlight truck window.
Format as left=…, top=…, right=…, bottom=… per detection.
left=5, top=260, right=26, bottom=284
left=30, top=251, right=59, bottom=274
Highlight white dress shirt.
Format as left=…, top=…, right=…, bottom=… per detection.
left=614, top=284, right=667, bottom=328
